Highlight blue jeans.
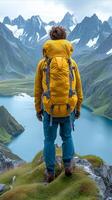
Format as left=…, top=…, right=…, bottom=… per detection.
left=43, top=111, right=75, bottom=174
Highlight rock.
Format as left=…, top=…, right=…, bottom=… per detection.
left=0, top=184, right=6, bottom=192
left=0, top=144, right=25, bottom=173
left=107, top=166, right=112, bottom=184
left=0, top=150, right=14, bottom=172
left=72, top=156, right=112, bottom=200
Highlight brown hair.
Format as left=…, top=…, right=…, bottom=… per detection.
left=50, top=26, right=66, bottom=40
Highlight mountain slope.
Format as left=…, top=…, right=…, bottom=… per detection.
left=0, top=22, right=35, bottom=79
left=108, top=16, right=112, bottom=28
left=0, top=106, right=25, bottom=173
left=80, top=54, right=112, bottom=119
left=95, top=33, right=112, bottom=54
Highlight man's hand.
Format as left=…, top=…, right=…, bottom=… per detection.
left=74, top=110, right=80, bottom=119
left=36, top=111, right=43, bottom=121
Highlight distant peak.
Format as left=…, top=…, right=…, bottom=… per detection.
left=3, top=16, right=11, bottom=25
left=82, top=14, right=100, bottom=24
left=31, top=15, right=41, bottom=20
left=92, top=14, right=98, bottom=18
left=16, top=15, right=24, bottom=20
left=65, top=12, right=73, bottom=17
left=91, top=14, right=100, bottom=21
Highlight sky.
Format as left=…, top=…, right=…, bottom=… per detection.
left=0, top=0, right=112, bottom=23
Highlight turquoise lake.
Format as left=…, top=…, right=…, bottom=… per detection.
left=0, top=94, right=112, bottom=164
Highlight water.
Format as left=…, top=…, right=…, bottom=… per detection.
left=0, top=94, right=112, bottom=164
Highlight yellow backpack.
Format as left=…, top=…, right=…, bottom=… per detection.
left=42, top=40, right=78, bottom=117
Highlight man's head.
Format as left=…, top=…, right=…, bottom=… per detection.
left=50, top=26, right=66, bottom=40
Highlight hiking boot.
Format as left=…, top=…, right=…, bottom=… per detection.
left=64, top=159, right=74, bottom=177
left=45, top=170, right=55, bottom=183
left=65, top=165, right=73, bottom=176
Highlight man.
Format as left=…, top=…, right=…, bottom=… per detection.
left=34, top=26, right=83, bottom=183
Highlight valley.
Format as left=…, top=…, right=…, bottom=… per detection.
left=0, top=12, right=112, bottom=119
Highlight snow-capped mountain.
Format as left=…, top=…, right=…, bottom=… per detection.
left=68, top=14, right=102, bottom=45
left=3, top=12, right=77, bottom=48
left=12, top=15, right=26, bottom=28
left=68, top=14, right=112, bottom=52
left=3, top=15, right=47, bottom=48
left=1, top=12, right=112, bottom=79
left=3, top=15, right=26, bottom=28
left=59, top=12, right=77, bottom=32
left=19, top=16, right=47, bottom=47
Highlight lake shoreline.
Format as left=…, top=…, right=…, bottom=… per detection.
left=0, top=77, right=112, bottom=121
left=0, top=95, right=112, bottom=164
left=82, top=103, right=112, bottom=121
left=1, top=92, right=111, bottom=121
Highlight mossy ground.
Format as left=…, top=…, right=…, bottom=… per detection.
left=0, top=148, right=99, bottom=200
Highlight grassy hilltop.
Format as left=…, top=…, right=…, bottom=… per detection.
left=0, top=148, right=101, bottom=200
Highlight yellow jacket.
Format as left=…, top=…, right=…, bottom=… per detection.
left=34, top=40, right=83, bottom=114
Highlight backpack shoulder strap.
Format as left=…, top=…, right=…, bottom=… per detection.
left=43, top=58, right=52, bottom=99
left=68, top=58, right=76, bottom=97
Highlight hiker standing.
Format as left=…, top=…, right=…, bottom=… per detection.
left=34, top=26, right=83, bottom=182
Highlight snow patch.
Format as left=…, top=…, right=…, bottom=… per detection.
left=106, top=49, right=112, bottom=55
left=29, top=37, right=32, bottom=42
left=39, top=34, right=48, bottom=41
left=45, top=25, right=52, bottom=34
left=86, top=36, right=99, bottom=48
left=69, top=24, right=76, bottom=31
left=71, top=38, right=80, bottom=44
left=6, top=24, right=23, bottom=38
left=36, top=32, right=39, bottom=41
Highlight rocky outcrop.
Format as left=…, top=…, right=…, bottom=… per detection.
left=0, top=106, right=24, bottom=137
left=0, top=106, right=25, bottom=178
left=0, top=143, right=25, bottom=174
left=73, top=156, right=112, bottom=200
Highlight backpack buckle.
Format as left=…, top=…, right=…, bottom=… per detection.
left=43, top=90, right=50, bottom=99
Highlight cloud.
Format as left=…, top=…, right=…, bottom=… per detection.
left=0, top=0, right=112, bottom=23
left=0, top=0, right=68, bottom=22
left=53, top=0, right=112, bottom=22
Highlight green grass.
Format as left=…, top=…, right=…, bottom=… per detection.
left=0, top=77, right=34, bottom=97
left=0, top=127, right=12, bottom=144
left=0, top=149, right=100, bottom=200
